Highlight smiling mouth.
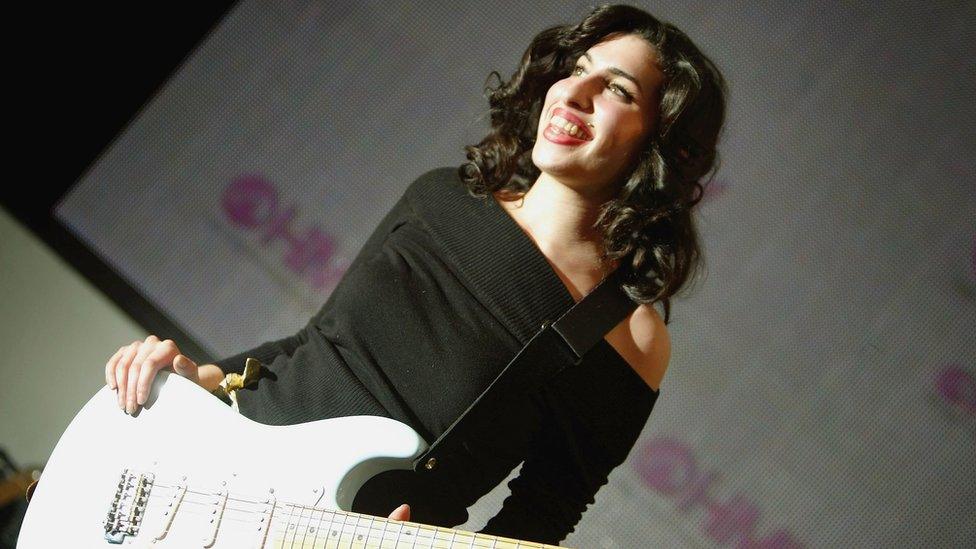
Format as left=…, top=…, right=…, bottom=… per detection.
left=547, top=116, right=592, bottom=140
left=543, top=122, right=590, bottom=145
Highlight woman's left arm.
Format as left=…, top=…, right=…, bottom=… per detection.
left=477, top=370, right=657, bottom=545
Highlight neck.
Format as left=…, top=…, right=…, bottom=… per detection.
left=495, top=172, right=618, bottom=274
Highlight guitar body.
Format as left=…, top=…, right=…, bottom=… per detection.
left=18, top=370, right=427, bottom=548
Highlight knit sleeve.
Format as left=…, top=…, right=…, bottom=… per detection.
left=477, top=360, right=657, bottom=545
left=211, top=321, right=315, bottom=376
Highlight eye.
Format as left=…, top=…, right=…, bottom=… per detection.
left=572, top=65, right=633, bottom=101
left=609, top=83, right=633, bottom=101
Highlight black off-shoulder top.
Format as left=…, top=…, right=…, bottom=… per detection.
left=215, top=167, right=659, bottom=545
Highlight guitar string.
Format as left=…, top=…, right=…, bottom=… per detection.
left=114, top=483, right=530, bottom=548
left=214, top=504, right=503, bottom=549
left=235, top=504, right=495, bottom=549
left=117, top=495, right=441, bottom=548
left=123, top=505, right=510, bottom=549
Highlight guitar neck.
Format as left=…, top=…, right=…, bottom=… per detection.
left=138, top=476, right=560, bottom=549
left=264, top=502, right=556, bottom=548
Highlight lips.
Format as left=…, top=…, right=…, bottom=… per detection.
left=551, top=107, right=593, bottom=140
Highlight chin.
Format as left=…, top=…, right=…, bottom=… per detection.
left=532, top=147, right=582, bottom=176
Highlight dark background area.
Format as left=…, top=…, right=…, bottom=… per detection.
left=3, top=3, right=239, bottom=362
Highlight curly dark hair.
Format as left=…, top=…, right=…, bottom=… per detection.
left=459, top=3, right=728, bottom=324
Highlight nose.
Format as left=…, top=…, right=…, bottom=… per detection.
left=561, top=71, right=600, bottom=112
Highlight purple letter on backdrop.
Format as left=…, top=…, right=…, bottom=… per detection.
left=223, top=174, right=278, bottom=228
left=936, top=366, right=976, bottom=415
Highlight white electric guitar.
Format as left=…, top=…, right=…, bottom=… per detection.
left=18, top=370, right=561, bottom=548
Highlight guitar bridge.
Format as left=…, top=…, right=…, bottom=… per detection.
left=103, top=469, right=153, bottom=544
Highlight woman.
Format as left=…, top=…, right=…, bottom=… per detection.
left=103, top=4, right=727, bottom=544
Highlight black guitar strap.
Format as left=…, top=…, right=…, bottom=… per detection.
left=411, top=266, right=637, bottom=474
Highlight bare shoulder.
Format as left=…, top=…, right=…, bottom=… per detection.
left=604, top=303, right=671, bottom=392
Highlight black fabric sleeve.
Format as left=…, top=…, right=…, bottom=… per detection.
left=211, top=321, right=316, bottom=376
left=477, top=363, right=656, bottom=545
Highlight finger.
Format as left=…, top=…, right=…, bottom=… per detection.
left=172, top=354, right=200, bottom=385
left=125, top=360, right=142, bottom=414
left=105, top=347, right=125, bottom=389
left=116, top=342, right=141, bottom=410
left=388, top=503, right=410, bottom=522
left=126, top=336, right=158, bottom=413
left=136, top=341, right=180, bottom=405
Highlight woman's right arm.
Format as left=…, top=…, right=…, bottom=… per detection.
left=105, top=335, right=225, bottom=415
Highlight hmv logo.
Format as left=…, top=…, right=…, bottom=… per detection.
left=222, top=174, right=348, bottom=292
left=935, top=366, right=976, bottom=417
left=633, top=437, right=804, bottom=548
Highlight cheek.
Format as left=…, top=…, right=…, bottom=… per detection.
left=542, top=81, right=568, bottom=113
left=601, top=111, right=645, bottom=149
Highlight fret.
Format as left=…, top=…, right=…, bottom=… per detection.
left=354, top=512, right=375, bottom=547
left=280, top=502, right=299, bottom=547
left=325, top=508, right=344, bottom=548
left=347, top=512, right=366, bottom=547
left=409, top=522, right=419, bottom=548
left=444, top=526, right=475, bottom=549
left=334, top=507, right=351, bottom=548
left=272, top=504, right=318, bottom=548
left=350, top=512, right=364, bottom=547
left=363, top=515, right=376, bottom=547
left=310, top=505, right=328, bottom=548
left=434, top=525, right=464, bottom=548
left=392, top=517, right=404, bottom=548
left=452, top=529, right=478, bottom=548
left=308, top=505, right=323, bottom=547
left=376, top=515, right=389, bottom=549
left=422, top=524, right=439, bottom=548
left=297, top=504, right=311, bottom=547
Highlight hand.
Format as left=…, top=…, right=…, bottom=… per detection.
left=388, top=503, right=410, bottom=522
left=105, top=335, right=222, bottom=414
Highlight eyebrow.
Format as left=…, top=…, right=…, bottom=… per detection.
left=581, top=52, right=642, bottom=94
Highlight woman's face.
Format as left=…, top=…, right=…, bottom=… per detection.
left=532, top=32, right=664, bottom=197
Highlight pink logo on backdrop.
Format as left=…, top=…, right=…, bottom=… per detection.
left=935, top=365, right=976, bottom=416
left=222, top=174, right=348, bottom=292
left=633, top=437, right=804, bottom=548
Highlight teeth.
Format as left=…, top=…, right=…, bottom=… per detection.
left=551, top=115, right=588, bottom=139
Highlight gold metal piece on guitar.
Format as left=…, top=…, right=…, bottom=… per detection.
left=242, top=357, right=263, bottom=384
left=211, top=357, right=264, bottom=402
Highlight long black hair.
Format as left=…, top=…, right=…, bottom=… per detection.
left=460, top=3, right=728, bottom=324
